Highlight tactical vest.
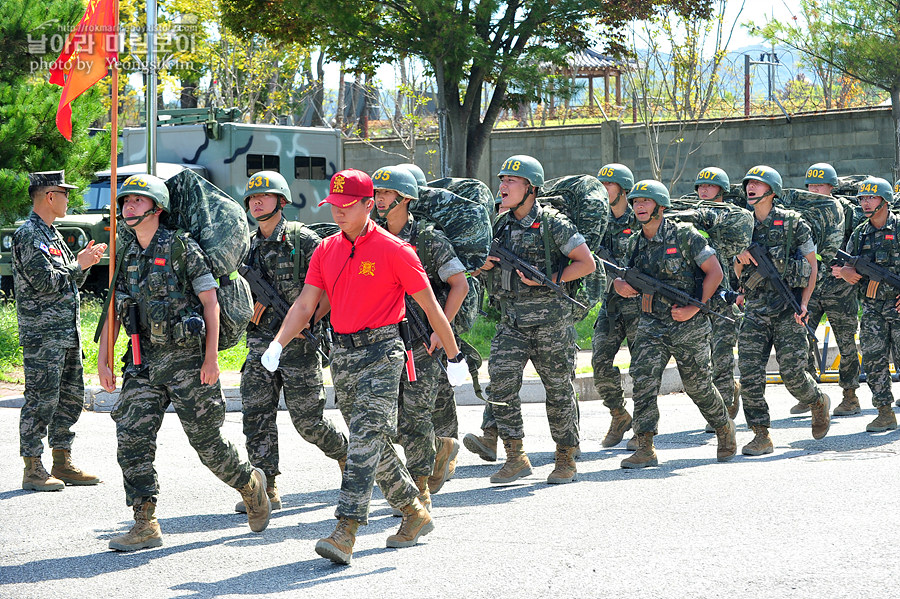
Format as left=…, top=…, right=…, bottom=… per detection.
left=743, top=208, right=812, bottom=292
left=630, top=221, right=703, bottom=319
left=855, top=215, right=900, bottom=301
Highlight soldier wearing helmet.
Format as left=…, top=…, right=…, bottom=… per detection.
left=236, top=170, right=349, bottom=516
left=98, top=171, right=271, bottom=551
left=836, top=176, right=900, bottom=433
left=734, top=165, right=832, bottom=455
left=590, top=163, right=640, bottom=449
left=372, top=164, right=467, bottom=505
left=793, top=163, right=862, bottom=418
left=471, top=154, right=596, bottom=485
left=612, top=180, right=735, bottom=469
left=694, top=166, right=730, bottom=203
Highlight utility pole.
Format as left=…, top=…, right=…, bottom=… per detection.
left=745, top=52, right=791, bottom=122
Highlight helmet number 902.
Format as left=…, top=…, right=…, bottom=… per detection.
left=806, top=169, right=825, bottom=180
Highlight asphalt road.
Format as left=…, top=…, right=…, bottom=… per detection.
left=1, top=382, right=899, bottom=598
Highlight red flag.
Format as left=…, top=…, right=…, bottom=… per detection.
left=48, top=0, right=119, bottom=140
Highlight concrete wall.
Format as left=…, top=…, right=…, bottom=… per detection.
left=345, top=107, right=895, bottom=196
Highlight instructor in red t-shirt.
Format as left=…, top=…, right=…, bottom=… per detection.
left=263, top=169, right=467, bottom=566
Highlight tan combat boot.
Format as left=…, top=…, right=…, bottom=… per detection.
left=546, top=445, right=577, bottom=484
left=386, top=497, right=434, bottom=548
left=715, top=418, right=737, bottom=462
left=620, top=432, right=657, bottom=469
left=728, top=381, right=742, bottom=420
left=315, top=517, right=360, bottom=565
left=742, top=425, right=774, bottom=455
left=235, top=477, right=281, bottom=513
left=237, top=467, right=271, bottom=532
left=414, top=475, right=432, bottom=512
left=866, top=405, right=898, bottom=432
left=50, top=449, right=100, bottom=485
left=447, top=453, right=458, bottom=479
left=626, top=435, right=639, bottom=451
left=427, top=437, right=460, bottom=493
left=22, top=457, right=64, bottom=492
left=602, top=408, right=633, bottom=448
left=833, top=388, right=861, bottom=416
left=463, top=427, right=498, bottom=462
left=489, top=439, right=532, bottom=483
left=810, top=394, right=831, bottom=440
left=109, top=500, right=163, bottom=551
left=789, top=400, right=811, bottom=415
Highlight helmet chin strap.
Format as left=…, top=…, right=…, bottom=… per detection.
left=512, top=185, right=537, bottom=212
left=650, top=204, right=663, bottom=220
left=376, top=195, right=404, bottom=220
left=746, top=190, right=773, bottom=206
left=863, top=198, right=887, bottom=218
left=610, top=190, right=626, bottom=207
left=120, top=207, right=158, bottom=228
left=254, top=206, right=281, bottom=222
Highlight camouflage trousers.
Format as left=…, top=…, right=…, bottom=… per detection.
left=709, top=296, right=740, bottom=408
left=111, top=348, right=253, bottom=506
left=630, top=315, right=728, bottom=435
left=331, top=336, right=418, bottom=524
left=240, top=344, right=348, bottom=481
left=738, top=305, right=828, bottom=428
left=859, top=298, right=900, bottom=407
left=432, top=375, right=458, bottom=438
left=20, top=344, right=84, bottom=457
left=591, top=302, right=639, bottom=411
left=488, top=319, right=579, bottom=446
left=398, top=343, right=443, bottom=478
left=805, top=290, right=860, bottom=389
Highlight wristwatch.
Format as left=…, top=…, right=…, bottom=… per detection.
left=448, top=352, right=465, bottom=363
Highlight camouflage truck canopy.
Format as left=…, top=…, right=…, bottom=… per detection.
left=778, top=188, right=845, bottom=264
left=669, top=198, right=754, bottom=260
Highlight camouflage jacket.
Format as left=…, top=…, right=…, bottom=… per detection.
left=492, top=199, right=585, bottom=327
left=12, top=211, right=87, bottom=347
left=627, top=217, right=716, bottom=321
left=601, top=204, right=640, bottom=315
left=813, top=196, right=859, bottom=298
left=847, top=211, right=900, bottom=302
left=244, top=217, right=321, bottom=350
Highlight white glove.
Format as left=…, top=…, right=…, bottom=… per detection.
left=446, top=357, right=469, bottom=387
left=261, top=341, right=283, bottom=372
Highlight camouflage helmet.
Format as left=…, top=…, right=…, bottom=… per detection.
left=805, top=163, right=838, bottom=187
left=694, top=167, right=730, bottom=191
left=742, top=165, right=783, bottom=199
left=857, top=176, right=893, bottom=204
left=243, top=170, right=291, bottom=208
left=498, top=155, right=544, bottom=187
left=372, top=165, right=419, bottom=200
left=116, top=173, right=170, bottom=212
left=395, top=163, right=427, bottom=187
left=596, top=163, right=634, bottom=191
left=627, top=179, right=671, bottom=207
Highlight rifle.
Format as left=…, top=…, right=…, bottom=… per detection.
left=833, top=249, right=900, bottom=299
left=599, top=259, right=735, bottom=324
left=238, top=264, right=329, bottom=363
left=488, top=239, right=588, bottom=311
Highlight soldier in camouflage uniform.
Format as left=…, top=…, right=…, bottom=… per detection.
left=591, top=163, right=640, bottom=448
left=471, top=155, right=595, bottom=484
left=265, top=169, right=468, bottom=565
left=792, top=163, right=861, bottom=416
left=734, top=166, right=832, bottom=455
left=13, top=171, right=106, bottom=492
left=613, top=180, right=736, bottom=468
left=372, top=165, right=466, bottom=506
left=236, top=170, right=348, bottom=514
left=97, top=174, right=270, bottom=552
left=835, top=177, right=899, bottom=432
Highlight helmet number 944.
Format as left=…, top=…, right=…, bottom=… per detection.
left=861, top=182, right=882, bottom=194
left=248, top=176, right=271, bottom=189
left=502, top=160, right=521, bottom=171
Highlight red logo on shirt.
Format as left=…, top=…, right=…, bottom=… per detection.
left=623, top=229, right=632, bottom=235
left=887, top=235, right=895, bottom=240
left=154, top=258, right=166, bottom=266
left=666, top=247, right=678, bottom=254
left=359, top=261, right=376, bottom=276
left=773, top=220, right=784, bottom=226
left=530, top=222, right=541, bottom=229
left=48, top=247, right=62, bottom=256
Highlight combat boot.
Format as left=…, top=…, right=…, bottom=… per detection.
left=489, top=439, right=532, bottom=483
left=315, top=517, right=360, bottom=565
left=463, top=427, right=498, bottom=462
left=715, top=419, right=737, bottom=462
left=546, top=445, right=577, bottom=484
left=728, top=381, right=741, bottom=420
left=386, top=498, right=434, bottom=548
left=22, top=457, right=64, bottom=492
left=447, top=453, right=458, bottom=479
left=789, top=400, right=811, bottom=415
left=237, top=467, right=271, bottom=532
left=626, top=435, right=639, bottom=451
left=833, top=388, right=861, bottom=416
left=108, top=500, right=163, bottom=551
left=414, top=475, right=432, bottom=512
left=602, top=407, right=633, bottom=447
left=50, top=449, right=100, bottom=485
left=810, top=394, right=831, bottom=440
left=866, top=405, right=898, bottom=432
left=427, top=437, right=460, bottom=493
left=235, top=477, right=281, bottom=513
left=742, top=426, right=774, bottom=456
left=620, top=432, right=657, bottom=469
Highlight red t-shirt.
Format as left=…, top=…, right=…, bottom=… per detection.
left=306, top=220, right=429, bottom=334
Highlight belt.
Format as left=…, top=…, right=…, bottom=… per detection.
left=332, top=323, right=400, bottom=349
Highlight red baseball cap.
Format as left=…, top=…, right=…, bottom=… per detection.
left=318, top=169, right=374, bottom=208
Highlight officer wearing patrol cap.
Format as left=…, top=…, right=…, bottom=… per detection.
left=98, top=173, right=270, bottom=552
left=372, top=164, right=466, bottom=508
left=734, top=165, right=832, bottom=455
left=235, top=170, right=349, bottom=515
left=13, top=170, right=106, bottom=492
left=613, top=179, right=735, bottom=469
left=836, top=176, right=899, bottom=432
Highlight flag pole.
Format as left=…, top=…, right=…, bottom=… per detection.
left=106, top=1, right=119, bottom=371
